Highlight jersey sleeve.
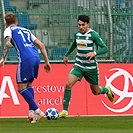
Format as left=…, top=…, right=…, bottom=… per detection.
left=4, top=27, right=12, bottom=38
left=91, top=31, right=108, bottom=55
left=65, top=34, right=77, bottom=57
left=30, top=32, right=37, bottom=42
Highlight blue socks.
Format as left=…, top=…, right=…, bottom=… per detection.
left=27, top=86, right=34, bottom=98
left=19, top=87, right=38, bottom=111
left=27, top=86, right=34, bottom=110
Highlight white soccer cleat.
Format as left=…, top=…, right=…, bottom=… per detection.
left=31, top=111, right=44, bottom=123
left=28, top=110, right=34, bottom=122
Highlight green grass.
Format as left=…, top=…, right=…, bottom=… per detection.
left=0, top=116, right=133, bottom=133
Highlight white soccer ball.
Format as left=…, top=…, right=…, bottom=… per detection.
left=45, top=108, right=59, bottom=120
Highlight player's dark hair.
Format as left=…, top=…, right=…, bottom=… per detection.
left=5, top=12, right=18, bottom=25
left=78, top=15, right=90, bottom=23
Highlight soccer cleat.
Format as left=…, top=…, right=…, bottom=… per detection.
left=31, top=111, right=44, bottom=123
left=28, top=110, right=34, bottom=122
left=28, top=116, right=34, bottom=123
left=106, top=86, right=114, bottom=102
left=59, top=111, right=68, bottom=118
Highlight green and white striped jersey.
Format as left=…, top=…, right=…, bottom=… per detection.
left=65, top=28, right=108, bottom=71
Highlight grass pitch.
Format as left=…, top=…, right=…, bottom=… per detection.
left=0, top=116, right=133, bottom=133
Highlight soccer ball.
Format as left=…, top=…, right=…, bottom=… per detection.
left=45, top=108, right=59, bottom=120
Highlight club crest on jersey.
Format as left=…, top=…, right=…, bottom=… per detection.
left=86, top=36, right=89, bottom=40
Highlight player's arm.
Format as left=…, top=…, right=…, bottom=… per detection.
left=86, top=31, right=108, bottom=60
left=92, top=31, right=108, bottom=55
left=65, top=40, right=77, bottom=57
left=65, top=33, right=77, bottom=57
left=34, top=39, right=51, bottom=72
left=0, top=36, right=11, bottom=67
left=64, top=40, right=77, bottom=65
left=2, top=36, right=11, bottom=59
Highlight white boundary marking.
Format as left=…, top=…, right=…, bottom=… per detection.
left=0, top=114, right=133, bottom=118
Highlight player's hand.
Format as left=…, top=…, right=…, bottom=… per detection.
left=44, top=63, right=52, bottom=72
left=63, top=56, right=68, bottom=66
left=0, top=58, right=5, bottom=68
left=86, top=52, right=96, bottom=60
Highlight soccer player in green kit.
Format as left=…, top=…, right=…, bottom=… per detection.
left=59, top=15, right=114, bottom=118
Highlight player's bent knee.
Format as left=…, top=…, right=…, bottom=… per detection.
left=65, top=83, right=73, bottom=88
left=17, top=83, right=29, bottom=92
left=92, top=90, right=99, bottom=95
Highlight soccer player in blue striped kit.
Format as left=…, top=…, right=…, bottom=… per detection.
left=0, top=12, right=51, bottom=123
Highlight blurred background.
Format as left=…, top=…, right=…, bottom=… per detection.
left=0, top=0, right=133, bottom=63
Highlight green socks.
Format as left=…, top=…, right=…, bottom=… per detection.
left=99, top=86, right=109, bottom=94
left=63, top=86, right=108, bottom=111
left=63, top=88, right=71, bottom=111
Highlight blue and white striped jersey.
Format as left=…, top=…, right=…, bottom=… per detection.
left=4, top=26, right=39, bottom=62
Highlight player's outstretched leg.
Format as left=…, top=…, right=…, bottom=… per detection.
left=59, top=110, right=68, bottom=118
left=31, top=109, right=44, bottom=123
left=106, top=86, right=114, bottom=102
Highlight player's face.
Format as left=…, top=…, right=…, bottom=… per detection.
left=78, top=20, right=90, bottom=34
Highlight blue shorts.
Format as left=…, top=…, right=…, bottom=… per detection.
left=16, top=57, right=40, bottom=83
